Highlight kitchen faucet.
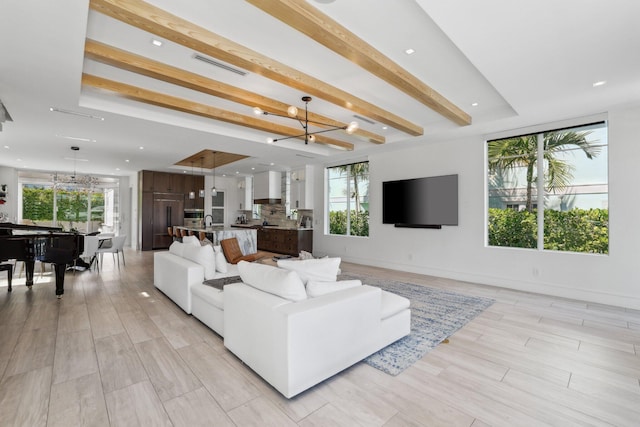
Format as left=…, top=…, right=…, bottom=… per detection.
left=204, top=214, right=213, bottom=227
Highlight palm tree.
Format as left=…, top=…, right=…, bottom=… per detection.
left=338, top=162, right=369, bottom=214
left=488, top=131, right=600, bottom=212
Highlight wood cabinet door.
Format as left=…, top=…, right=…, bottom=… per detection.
left=152, top=195, right=184, bottom=249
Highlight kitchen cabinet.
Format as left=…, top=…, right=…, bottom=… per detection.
left=152, top=193, right=184, bottom=249
left=257, top=228, right=312, bottom=256
left=291, top=166, right=313, bottom=209
left=139, top=170, right=198, bottom=250
left=153, top=172, right=183, bottom=193
left=291, top=179, right=306, bottom=209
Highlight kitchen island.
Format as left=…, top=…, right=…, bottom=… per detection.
left=230, top=224, right=313, bottom=256
left=174, top=226, right=257, bottom=254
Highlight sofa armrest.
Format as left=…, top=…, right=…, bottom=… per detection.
left=153, top=251, right=204, bottom=313
left=223, top=283, right=382, bottom=398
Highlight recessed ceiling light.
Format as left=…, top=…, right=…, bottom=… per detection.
left=116, top=168, right=120, bottom=171
left=151, top=39, right=163, bottom=47
left=3, top=145, right=9, bottom=149
left=382, top=126, right=388, bottom=130
left=139, top=146, right=144, bottom=150
left=405, top=48, right=415, bottom=55
left=125, top=159, right=130, bottom=163
left=471, top=102, right=479, bottom=107
left=592, top=80, right=607, bottom=87
left=50, top=107, right=104, bottom=121
left=251, top=167, right=255, bottom=170
left=56, top=134, right=96, bottom=142
left=270, top=162, right=274, bottom=166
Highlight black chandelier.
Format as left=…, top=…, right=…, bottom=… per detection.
left=253, top=96, right=358, bottom=145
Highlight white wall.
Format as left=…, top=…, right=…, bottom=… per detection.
left=0, top=166, right=18, bottom=222
left=313, top=105, right=640, bottom=309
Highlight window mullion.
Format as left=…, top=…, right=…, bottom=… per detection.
left=537, top=132, right=545, bottom=250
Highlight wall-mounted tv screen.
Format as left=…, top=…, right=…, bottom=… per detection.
left=382, top=174, right=458, bottom=228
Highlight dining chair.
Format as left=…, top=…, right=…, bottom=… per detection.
left=81, top=235, right=101, bottom=271
left=96, top=235, right=126, bottom=270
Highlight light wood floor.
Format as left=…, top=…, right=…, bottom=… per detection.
left=1, top=250, right=639, bottom=426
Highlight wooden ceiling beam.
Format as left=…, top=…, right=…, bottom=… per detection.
left=84, top=39, right=384, bottom=144
left=88, top=0, right=422, bottom=136
left=247, top=0, right=471, bottom=127
left=81, top=74, right=354, bottom=151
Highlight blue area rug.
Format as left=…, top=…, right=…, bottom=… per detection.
left=339, top=273, right=494, bottom=375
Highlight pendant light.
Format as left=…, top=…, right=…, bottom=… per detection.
left=198, top=156, right=205, bottom=198
left=211, top=151, right=217, bottom=197
left=188, top=161, right=195, bottom=199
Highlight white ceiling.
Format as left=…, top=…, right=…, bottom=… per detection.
left=1, top=0, right=638, bottom=179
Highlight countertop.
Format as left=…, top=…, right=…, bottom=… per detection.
left=174, top=225, right=251, bottom=233
left=230, top=224, right=313, bottom=231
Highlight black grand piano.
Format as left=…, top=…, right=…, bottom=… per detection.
left=0, top=223, right=84, bottom=298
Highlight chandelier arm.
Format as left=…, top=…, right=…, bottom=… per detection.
left=272, top=133, right=308, bottom=143
left=272, top=126, right=349, bottom=143
left=263, top=111, right=348, bottom=129
left=307, top=126, right=348, bottom=136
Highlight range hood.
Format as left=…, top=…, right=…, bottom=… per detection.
left=254, top=171, right=282, bottom=204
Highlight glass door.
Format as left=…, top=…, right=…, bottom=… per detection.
left=211, top=191, right=225, bottom=226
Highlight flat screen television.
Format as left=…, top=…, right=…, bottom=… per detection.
left=382, top=174, right=458, bottom=228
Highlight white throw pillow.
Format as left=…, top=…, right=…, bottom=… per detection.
left=306, top=280, right=362, bottom=298
left=215, top=251, right=228, bottom=273
left=182, top=235, right=200, bottom=247
left=168, top=241, right=185, bottom=257
left=238, top=261, right=307, bottom=302
left=277, top=257, right=342, bottom=285
left=182, top=244, right=216, bottom=280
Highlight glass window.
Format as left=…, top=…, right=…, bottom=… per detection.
left=211, top=191, right=225, bottom=225
left=19, top=171, right=119, bottom=234
left=327, top=161, right=369, bottom=237
left=487, top=122, right=608, bottom=254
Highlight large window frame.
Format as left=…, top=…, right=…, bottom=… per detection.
left=18, top=171, right=120, bottom=234
left=487, top=121, right=608, bottom=254
left=326, top=161, right=370, bottom=237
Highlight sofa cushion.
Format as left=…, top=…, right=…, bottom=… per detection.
left=276, top=257, right=341, bottom=285
left=168, top=241, right=185, bottom=257
left=238, top=261, right=307, bottom=302
left=306, top=280, right=362, bottom=298
left=215, top=252, right=228, bottom=273
left=380, top=291, right=410, bottom=320
left=191, top=284, right=224, bottom=310
left=182, top=244, right=216, bottom=280
left=183, top=235, right=201, bottom=246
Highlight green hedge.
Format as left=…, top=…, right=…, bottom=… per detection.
left=488, top=208, right=608, bottom=254
left=22, top=187, right=104, bottom=221
left=329, top=210, right=369, bottom=237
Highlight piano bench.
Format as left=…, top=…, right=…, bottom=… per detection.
left=0, top=263, right=12, bottom=292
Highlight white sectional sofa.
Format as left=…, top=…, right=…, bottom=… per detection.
left=153, top=236, right=240, bottom=336
left=225, top=261, right=410, bottom=398
left=153, top=242, right=411, bottom=398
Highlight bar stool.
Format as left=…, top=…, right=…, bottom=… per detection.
left=1, top=263, right=13, bottom=292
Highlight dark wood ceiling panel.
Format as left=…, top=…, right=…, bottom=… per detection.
left=176, top=150, right=248, bottom=169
